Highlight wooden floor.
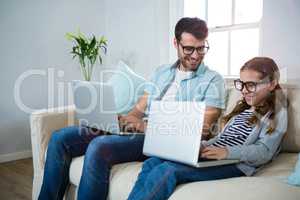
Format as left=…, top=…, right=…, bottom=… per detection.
left=0, top=158, right=33, bottom=200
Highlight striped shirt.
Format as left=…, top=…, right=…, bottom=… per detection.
left=212, top=110, right=254, bottom=147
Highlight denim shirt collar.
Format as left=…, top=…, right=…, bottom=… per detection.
left=156, top=60, right=206, bottom=100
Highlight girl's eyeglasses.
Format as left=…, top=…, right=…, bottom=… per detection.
left=234, top=79, right=269, bottom=93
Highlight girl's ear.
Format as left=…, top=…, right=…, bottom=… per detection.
left=268, top=80, right=278, bottom=91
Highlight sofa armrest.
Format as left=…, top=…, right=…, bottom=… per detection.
left=30, top=105, right=76, bottom=173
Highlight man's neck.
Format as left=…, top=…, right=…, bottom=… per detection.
left=178, top=63, right=190, bottom=72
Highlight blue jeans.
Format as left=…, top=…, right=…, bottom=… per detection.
left=38, top=126, right=146, bottom=200
left=127, top=157, right=245, bottom=200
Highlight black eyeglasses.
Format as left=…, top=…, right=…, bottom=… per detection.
left=234, top=79, right=268, bottom=93
left=179, top=41, right=209, bottom=55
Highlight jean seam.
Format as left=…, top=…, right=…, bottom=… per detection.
left=145, top=167, right=174, bottom=200
left=128, top=160, right=163, bottom=200
left=143, top=163, right=195, bottom=200
left=53, top=155, right=70, bottom=200
left=52, top=140, right=88, bottom=199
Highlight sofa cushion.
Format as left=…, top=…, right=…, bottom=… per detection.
left=69, top=153, right=299, bottom=200
left=69, top=156, right=84, bottom=185
left=168, top=177, right=300, bottom=200
left=69, top=156, right=142, bottom=200
left=107, top=61, right=146, bottom=115
left=254, top=153, right=298, bottom=178
left=281, top=87, right=300, bottom=152
left=108, top=162, right=142, bottom=200
left=69, top=154, right=298, bottom=185
left=224, top=87, right=242, bottom=115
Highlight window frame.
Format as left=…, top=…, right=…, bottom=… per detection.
left=170, top=0, right=262, bottom=77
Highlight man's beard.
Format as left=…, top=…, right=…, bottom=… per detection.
left=179, top=56, right=203, bottom=71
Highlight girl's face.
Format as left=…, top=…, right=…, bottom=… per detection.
left=239, top=69, right=277, bottom=107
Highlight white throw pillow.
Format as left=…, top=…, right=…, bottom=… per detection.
left=107, top=61, right=146, bottom=115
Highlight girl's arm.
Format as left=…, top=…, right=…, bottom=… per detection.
left=201, top=117, right=233, bottom=147
left=201, top=134, right=219, bottom=147
left=226, top=107, right=288, bottom=166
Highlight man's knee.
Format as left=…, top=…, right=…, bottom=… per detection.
left=143, top=157, right=164, bottom=169
left=85, top=136, right=115, bottom=163
left=50, top=126, right=79, bottom=146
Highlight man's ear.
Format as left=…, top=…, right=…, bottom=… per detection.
left=173, top=38, right=178, bottom=49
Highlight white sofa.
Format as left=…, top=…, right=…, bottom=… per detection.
left=31, top=84, right=300, bottom=200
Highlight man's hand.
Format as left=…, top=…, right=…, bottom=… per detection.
left=117, top=92, right=148, bottom=133
left=201, top=106, right=222, bottom=140
left=118, top=115, right=146, bottom=133
left=200, top=146, right=228, bottom=160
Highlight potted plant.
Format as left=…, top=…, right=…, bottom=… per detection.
left=66, top=30, right=107, bottom=81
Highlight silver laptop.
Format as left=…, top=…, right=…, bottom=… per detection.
left=72, top=80, right=123, bottom=134
left=143, top=101, right=239, bottom=168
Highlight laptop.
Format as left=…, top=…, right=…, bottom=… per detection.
left=143, top=101, right=239, bottom=168
left=72, top=80, right=124, bottom=134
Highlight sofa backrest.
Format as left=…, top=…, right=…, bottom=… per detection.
left=225, top=84, right=300, bottom=153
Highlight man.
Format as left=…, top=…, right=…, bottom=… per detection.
left=119, top=17, right=224, bottom=137
left=38, top=17, right=225, bottom=200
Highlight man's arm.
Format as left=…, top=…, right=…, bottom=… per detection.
left=200, top=73, right=225, bottom=140
left=118, top=92, right=149, bottom=133
left=202, top=106, right=222, bottom=140
left=127, top=92, right=149, bottom=119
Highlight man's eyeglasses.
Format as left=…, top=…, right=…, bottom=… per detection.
left=234, top=79, right=268, bottom=93
left=179, top=41, right=209, bottom=55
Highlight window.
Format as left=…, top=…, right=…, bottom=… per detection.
left=184, top=0, right=262, bottom=76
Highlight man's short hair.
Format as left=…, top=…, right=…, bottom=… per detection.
left=175, top=17, right=208, bottom=41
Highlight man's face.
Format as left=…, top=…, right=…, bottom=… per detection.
left=174, top=32, right=206, bottom=71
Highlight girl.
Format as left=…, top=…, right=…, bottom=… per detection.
left=127, top=57, right=288, bottom=200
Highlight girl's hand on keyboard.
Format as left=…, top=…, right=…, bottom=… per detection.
left=201, top=146, right=228, bottom=160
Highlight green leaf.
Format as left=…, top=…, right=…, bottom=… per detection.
left=99, top=36, right=107, bottom=44
left=66, top=29, right=108, bottom=79
left=65, top=32, right=76, bottom=40
left=78, top=30, right=87, bottom=41
left=89, top=36, right=96, bottom=49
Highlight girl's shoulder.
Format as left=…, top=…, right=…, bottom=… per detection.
left=275, top=106, right=288, bottom=123
left=261, top=106, right=288, bottom=134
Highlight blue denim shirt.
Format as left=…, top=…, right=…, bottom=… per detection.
left=144, top=60, right=226, bottom=115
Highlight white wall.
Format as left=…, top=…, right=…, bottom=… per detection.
left=0, top=0, right=107, bottom=161
left=0, top=0, right=170, bottom=161
left=104, top=0, right=170, bottom=78
left=261, top=0, right=300, bottom=83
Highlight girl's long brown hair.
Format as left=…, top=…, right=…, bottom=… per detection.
left=222, top=57, right=288, bottom=134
